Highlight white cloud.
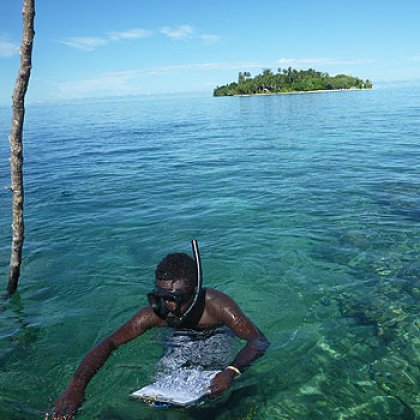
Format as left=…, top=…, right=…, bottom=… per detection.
left=108, top=28, right=152, bottom=41
left=160, top=25, right=195, bottom=39
left=199, top=34, right=221, bottom=43
left=146, top=61, right=263, bottom=74
left=276, top=57, right=374, bottom=67
left=0, top=38, right=19, bottom=57
left=59, top=36, right=109, bottom=52
left=53, top=61, right=263, bottom=99
left=56, top=70, right=139, bottom=98
left=59, top=24, right=219, bottom=51
left=59, top=29, right=152, bottom=51
left=159, top=25, right=220, bottom=43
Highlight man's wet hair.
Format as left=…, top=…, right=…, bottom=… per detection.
left=155, top=252, right=197, bottom=287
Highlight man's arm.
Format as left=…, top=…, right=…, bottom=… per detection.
left=206, top=289, right=270, bottom=394
left=48, top=306, right=160, bottom=418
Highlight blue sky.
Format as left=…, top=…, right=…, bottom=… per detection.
left=1, top=0, right=419, bottom=103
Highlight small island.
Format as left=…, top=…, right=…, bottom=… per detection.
left=213, top=67, right=373, bottom=96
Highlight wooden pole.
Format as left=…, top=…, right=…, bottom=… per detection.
left=7, top=0, right=35, bottom=295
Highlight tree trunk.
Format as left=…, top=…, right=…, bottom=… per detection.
left=7, top=0, right=35, bottom=295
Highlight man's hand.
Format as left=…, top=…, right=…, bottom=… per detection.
left=45, top=387, right=84, bottom=420
left=209, top=369, right=236, bottom=395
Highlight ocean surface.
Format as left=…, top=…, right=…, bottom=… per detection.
left=0, top=87, right=419, bottom=419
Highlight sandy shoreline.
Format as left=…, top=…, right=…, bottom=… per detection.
left=233, top=88, right=372, bottom=97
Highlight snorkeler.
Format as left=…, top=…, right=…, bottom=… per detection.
left=47, top=240, right=269, bottom=419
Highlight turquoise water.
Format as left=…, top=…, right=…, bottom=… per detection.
left=0, top=87, right=419, bottom=419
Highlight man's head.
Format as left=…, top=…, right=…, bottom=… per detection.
left=148, top=252, right=198, bottom=320
left=155, top=252, right=197, bottom=290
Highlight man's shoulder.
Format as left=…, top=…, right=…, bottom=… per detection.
left=201, top=288, right=248, bottom=329
left=204, top=288, right=239, bottom=310
left=130, top=305, right=165, bottom=328
left=205, top=287, right=232, bottom=300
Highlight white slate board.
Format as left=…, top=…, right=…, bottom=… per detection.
left=130, top=368, right=221, bottom=407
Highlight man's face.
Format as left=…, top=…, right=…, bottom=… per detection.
left=155, top=279, right=194, bottom=317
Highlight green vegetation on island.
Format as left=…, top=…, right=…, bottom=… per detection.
left=213, top=67, right=373, bottom=96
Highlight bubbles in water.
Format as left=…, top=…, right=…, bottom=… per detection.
left=157, top=326, right=235, bottom=374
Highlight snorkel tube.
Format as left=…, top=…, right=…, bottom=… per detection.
left=170, top=239, right=203, bottom=326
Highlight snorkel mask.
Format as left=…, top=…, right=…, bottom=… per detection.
left=148, top=240, right=203, bottom=327
left=147, top=288, right=192, bottom=317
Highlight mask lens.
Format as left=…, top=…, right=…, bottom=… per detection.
left=148, top=288, right=191, bottom=313
left=147, top=292, right=161, bottom=309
